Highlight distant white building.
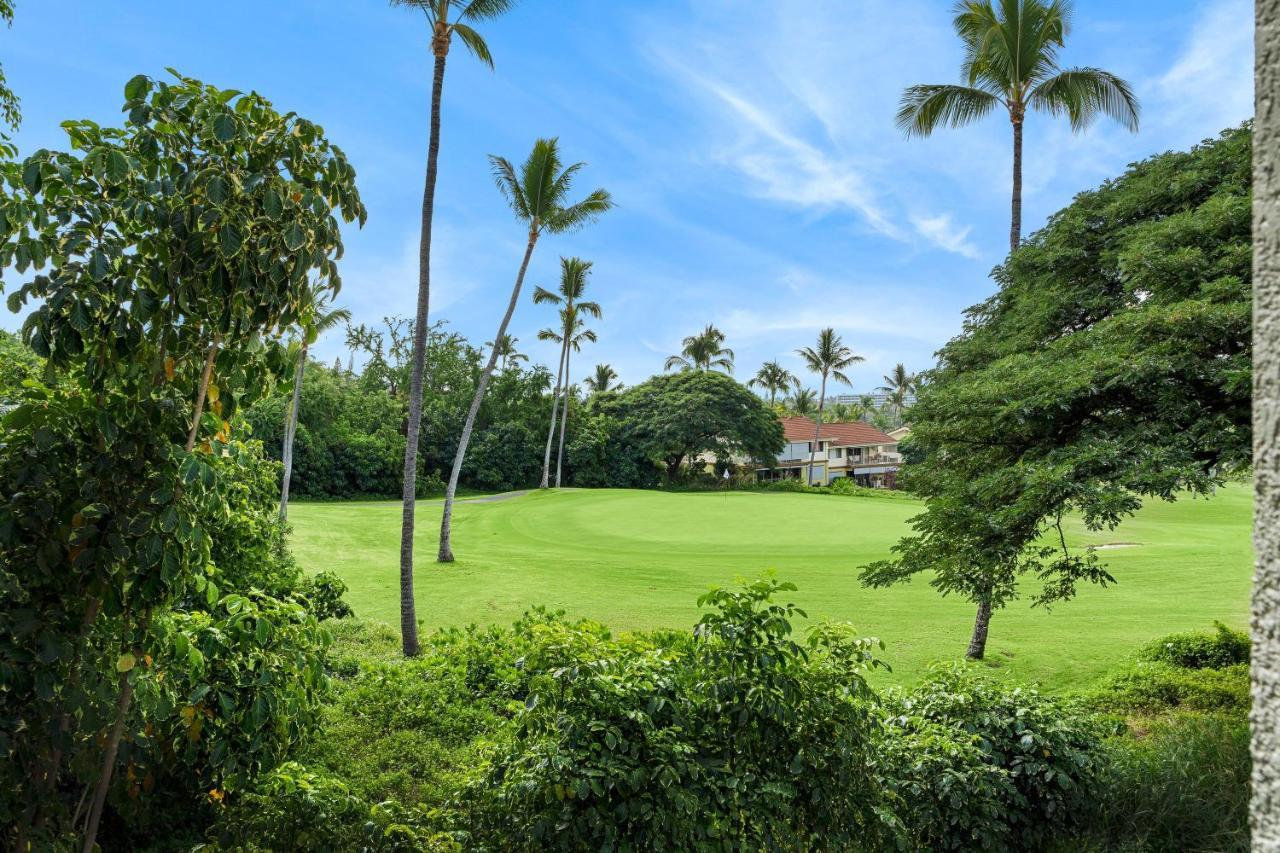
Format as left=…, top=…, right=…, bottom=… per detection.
left=755, top=416, right=902, bottom=488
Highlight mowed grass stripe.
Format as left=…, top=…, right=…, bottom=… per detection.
left=288, top=485, right=1252, bottom=688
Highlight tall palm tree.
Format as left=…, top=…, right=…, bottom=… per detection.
left=877, top=362, right=918, bottom=414
left=797, top=329, right=864, bottom=485
left=584, top=363, right=619, bottom=394
left=537, top=309, right=598, bottom=487
left=664, top=324, right=734, bottom=373
left=748, top=360, right=799, bottom=406
left=787, top=387, right=818, bottom=417
left=438, top=139, right=612, bottom=561
left=896, top=0, right=1139, bottom=252
left=392, top=0, right=515, bottom=658
left=532, top=257, right=600, bottom=489
left=281, top=284, right=350, bottom=520
left=486, top=333, right=527, bottom=371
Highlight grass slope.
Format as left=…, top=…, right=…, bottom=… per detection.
left=288, top=485, right=1251, bottom=688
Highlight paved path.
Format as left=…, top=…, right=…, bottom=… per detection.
left=416, top=489, right=531, bottom=505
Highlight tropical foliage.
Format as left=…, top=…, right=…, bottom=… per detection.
left=664, top=323, right=735, bottom=373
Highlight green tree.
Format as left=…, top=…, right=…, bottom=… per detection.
left=0, top=72, right=363, bottom=850
left=584, top=363, right=619, bottom=395
left=438, top=139, right=612, bottom=562
left=861, top=126, right=1252, bottom=659
left=486, top=332, right=527, bottom=371
left=604, top=370, right=784, bottom=482
left=664, top=324, right=734, bottom=373
left=796, top=329, right=863, bottom=485
left=748, top=360, right=799, bottom=406
left=897, top=0, right=1139, bottom=252
left=787, top=387, right=817, bottom=417
left=877, top=363, right=918, bottom=416
left=532, top=257, right=600, bottom=489
left=392, top=0, right=515, bottom=658
left=281, top=283, right=350, bottom=520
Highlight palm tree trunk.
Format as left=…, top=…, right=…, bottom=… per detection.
left=1252, top=1, right=1280, bottom=842
left=1009, top=111, right=1024, bottom=254
left=809, top=375, right=826, bottom=485
left=280, top=343, right=306, bottom=520
left=439, top=233, right=539, bottom=562
left=965, top=595, right=993, bottom=660
left=555, top=347, right=571, bottom=487
left=397, top=51, right=448, bottom=657
left=540, top=338, right=568, bottom=489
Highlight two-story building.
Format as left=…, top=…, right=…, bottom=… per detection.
left=755, top=416, right=902, bottom=488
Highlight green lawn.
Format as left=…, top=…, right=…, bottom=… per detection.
left=288, top=485, right=1252, bottom=689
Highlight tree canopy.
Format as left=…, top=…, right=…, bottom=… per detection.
left=862, top=124, right=1252, bottom=656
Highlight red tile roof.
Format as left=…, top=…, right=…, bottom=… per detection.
left=780, top=416, right=897, bottom=447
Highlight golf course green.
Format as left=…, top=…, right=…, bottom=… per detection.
left=288, top=485, right=1252, bottom=688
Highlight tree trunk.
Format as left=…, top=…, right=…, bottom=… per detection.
left=808, top=375, right=826, bottom=486
left=81, top=668, right=134, bottom=853
left=439, top=233, right=539, bottom=562
left=1252, top=1, right=1280, bottom=844
left=185, top=335, right=221, bottom=453
left=555, top=346, right=571, bottom=487
left=665, top=454, right=683, bottom=482
left=965, top=596, right=992, bottom=660
left=540, top=337, right=568, bottom=489
left=1009, top=110, right=1024, bottom=254
left=397, top=51, right=448, bottom=657
left=280, top=342, right=306, bottom=520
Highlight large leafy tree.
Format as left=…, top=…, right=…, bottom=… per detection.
left=603, top=370, right=785, bottom=482
left=748, top=360, right=799, bottom=407
left=897, top=0, right=1139, bottom=252
left=280, top=283, right=350, bottom=520
left=796, top=329, right=863, bottom=485
left=861, top=126, right=1252, bottom=659
left=665, top=324, right=734, bottom=373
left=391, top=0, right=515, bottom=658
left=438, top=138, right=611, bottom=562
left=532, top=256, right=600, bottom=489
left=0, top=73, right=364, bottom=850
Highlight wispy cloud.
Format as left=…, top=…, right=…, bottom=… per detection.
left=1155, top=0, right=1253, bottom=138
left=910, top=214, right=980, bottom=260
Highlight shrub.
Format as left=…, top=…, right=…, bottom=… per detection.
left=300, top=570, right=355, bottom=620
left=1085, top=661, right=1249, bottom=715
left=886, top=665, right=1104, bottom=849
left=1138, top=622, right=1249, bottom=669
left=473, top=577, right=896, bottom=851
left=1072, top=713, right=1250, bottom=853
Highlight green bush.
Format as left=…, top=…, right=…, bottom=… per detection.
left=473, top=578, right=896, bottom=851
left=1085, top=661, right=1250, bottom=715
left=1138, top=622, right=1249, bottom=670
left=300, top=570, right=355, bottom=620
left=886, top=665, right=1104, bottom=849
left=1071, top=713, right=1250, bottom=853
left=201, top=762, right=459, bottom=852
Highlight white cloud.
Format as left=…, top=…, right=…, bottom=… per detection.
left=1156, top=0, right=1253, bottom=136
left=910, top=213, right=980, bottom=259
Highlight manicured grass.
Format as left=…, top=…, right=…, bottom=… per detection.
left=288, top=485, right=1252, bottom=689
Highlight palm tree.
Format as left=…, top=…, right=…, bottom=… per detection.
left=438, top=139, right=612, bottom=561
left=748, top=360, right=799, bottom=407
left=392, top=0, right=514, bottom=658
left=532, top=257, right=600, bottom=489
left=281, top=284, right=350, bottom=520
left=486, top=333, right=527, bottom=371
left=787, top=387, right=817, bottom=417
left=797, top=329, right=864, bottom=485
left=878, top=363, right=918, bottom=414
left=584, top=363, right=619, bottom=394
left=537, top=309, right=598, bottom=488
left=664, top=324, right=734, bottom=373
left=896, top=0, right=1139, bottom=252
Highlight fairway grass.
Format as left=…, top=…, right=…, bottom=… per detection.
left=288, top=486, right=1252, bottom=689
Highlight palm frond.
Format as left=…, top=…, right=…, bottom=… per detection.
left=488, top=154, right=529, bottom=220
left=576, top=299, right=603, bottom=319
left=460, top=0, right=515, bottom=21
left=531, top=285, right=561, bottom=305
left=537, top=327, right=562, bottom=343
left=313, top=306, right=352, bottom=333
left=546, top=188, right=614, bottom=234
left=522, top=137, right=561, bottom=220
left=451, top=23, right=494, bottom=68
left=896, top=84, right=1001, bottom=137
left=664, top=355, right=692, bottom=372
left=1030, top=67, right=1139, bottom=132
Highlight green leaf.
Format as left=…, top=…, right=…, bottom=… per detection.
left=117, top=652, right=136, bottom=673
left=68, top=300, right=91, bottom=332
left=264, top=188, right=283, bottom=218
left=219, top=223, right=242, bottom=257
left=211, top=113, right=237, bottom=142
left=20, top=159, right=41, bottom=194
left=255, top=618, right=269, bottom=645
left=124, top=74, right=151, bottom=101
left=88, top=249, right=110, bottom=281
left=104, top=150, right=130, bottom=185
left=283, top=222, right=307, bottom=251
left=207, top=175, right=229, bottom=204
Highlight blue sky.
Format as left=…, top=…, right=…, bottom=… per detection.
left=0, top=0, right=1254, bottom=392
